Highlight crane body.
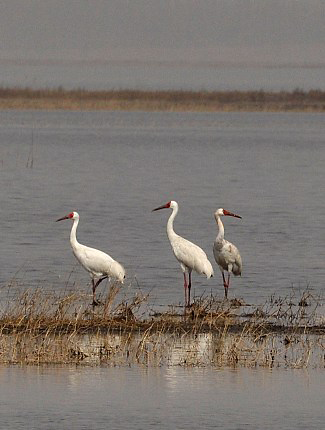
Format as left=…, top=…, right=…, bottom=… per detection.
left=213, top=208, right=242, bottom=298
left=56, top=211, right=125, bottom=305
left=153, top=201, right=213, bottom=307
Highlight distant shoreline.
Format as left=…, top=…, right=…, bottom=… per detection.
left=0, top=87, right=324, bottom=112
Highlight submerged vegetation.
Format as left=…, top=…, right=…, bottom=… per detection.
left=0, top=87, right=324, bottom=112
left=0, top=283, right=323, bottom=368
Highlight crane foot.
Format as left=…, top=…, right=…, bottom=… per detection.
left=92, top=299, right=102, bottom=307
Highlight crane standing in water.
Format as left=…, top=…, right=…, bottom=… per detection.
left=213, top=208, right=242, bottom=299
left=56, top=211, right=125, bottom=306
left=153, top=200, right=214, bottom=307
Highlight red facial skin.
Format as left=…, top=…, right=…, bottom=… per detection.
left=152, top=201, right=171, bottom=212
left=56, top=212, right=74, bottom=222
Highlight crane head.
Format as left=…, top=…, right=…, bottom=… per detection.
left=56, top=211, right=79, bottom=222
left=215, top=208, right=242, bottom=219
left=152, top=201, right=172, bottom=211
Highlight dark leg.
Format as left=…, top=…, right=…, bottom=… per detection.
left=92, top=279, right=98, bottom=306
left=225, top=272, right=231, bottom=298
left=224, top=284, right=228, bottom=299
left=188, top=271, right=192, bottom=307
left=183, top=273, right=188, bottom=308
left=92, top=275, right=108, bottom=306
left=222, top=272, right=228, bottom=299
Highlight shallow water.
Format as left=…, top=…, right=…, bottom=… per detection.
left=0, top=110, right=324, bottom=309
left=0, top=365, right=324, bottom=430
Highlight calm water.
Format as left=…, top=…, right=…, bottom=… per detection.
left=0, top=365, right=324, bottom=430
left=0, top=110, right=324, bottom=307
left=1, top=110, right=324, bottom=429
left=0, top=61, right=324, bottom=91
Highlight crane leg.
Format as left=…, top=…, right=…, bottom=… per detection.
left=225, top=272, right=231, bottom=299
left=92, top=279, right=98, bottom=306
left=222, top=272, right=228, bottom=299
left=188, top=271, right=192, bottom=307
left=183, top=273, right=188, bottom=308
left=92, top=276, right=108, bottom=306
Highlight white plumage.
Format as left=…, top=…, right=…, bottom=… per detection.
left=56, top=211, right=125, bottom=305
left=153, top=200, right=213, bottom=307
left=213, top=208, right=242, bottom=298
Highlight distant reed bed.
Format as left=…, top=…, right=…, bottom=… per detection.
left=0, top=87, right=324, bottom=111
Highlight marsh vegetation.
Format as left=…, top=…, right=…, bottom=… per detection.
left=0, top=282, right=323, bottom=368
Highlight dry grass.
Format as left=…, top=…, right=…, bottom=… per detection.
left=0, top=87, right=324, bottom=112
left=0, top=284, right=323, bottom=367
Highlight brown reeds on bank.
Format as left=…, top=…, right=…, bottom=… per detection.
left=0, top=87, right=324, bottom=112
left=0, top=285, right=324, bottom=367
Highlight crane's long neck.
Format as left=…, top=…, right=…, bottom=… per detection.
left=70, top=218, right=80, bottom=251
left=216, top=215, right=225, bottom=242
left=167, top=204, right=179, bottom=242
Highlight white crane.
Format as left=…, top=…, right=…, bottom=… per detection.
left=56, top=211, right=125, bottom=306
left=213, top=208, right=242, bottom=299
left=153, top=200, right=214, bottom=307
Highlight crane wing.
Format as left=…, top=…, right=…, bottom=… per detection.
left=73, top=244, right=114, bottom=277
left=171, top=236, right=213, bottom=277
left=214, top=240, right=242, bottom=275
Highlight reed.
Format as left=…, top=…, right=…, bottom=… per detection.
left=0, top=285, right=323, bottom=367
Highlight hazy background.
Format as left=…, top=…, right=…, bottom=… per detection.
left=0, top=1, right=324, bottom=90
